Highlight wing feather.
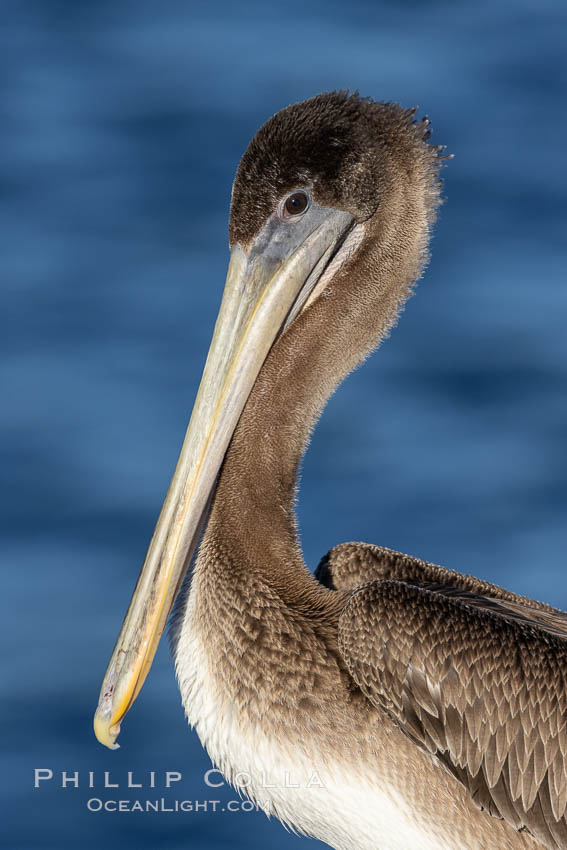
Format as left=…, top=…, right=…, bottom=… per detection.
left=319, top=542, right=567, bottom=639
left=338, top=579, right=567, bottom=850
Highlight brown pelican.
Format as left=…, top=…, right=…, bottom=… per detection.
left=94, top=92, right=567, bottom=850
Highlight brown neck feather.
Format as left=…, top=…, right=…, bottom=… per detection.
left=202, top=180, right=435, bottom=606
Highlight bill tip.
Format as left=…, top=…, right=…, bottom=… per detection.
left=94, top=708, right=121, bottom=750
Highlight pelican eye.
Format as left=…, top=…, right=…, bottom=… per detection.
left=282, top=191, right=309, bottom=218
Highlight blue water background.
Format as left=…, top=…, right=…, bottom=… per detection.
left=2, top=1, right=566, bottom=848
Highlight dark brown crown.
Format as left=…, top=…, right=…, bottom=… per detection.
left=229, top=91, right=444, bottom=248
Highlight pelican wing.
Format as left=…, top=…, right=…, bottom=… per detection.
left=338, top=578, right=567, bottom=850
left=318, top=544, right=567, bottom=629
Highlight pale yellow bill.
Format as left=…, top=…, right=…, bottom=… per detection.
left=94, top=206, right=354, bottom=749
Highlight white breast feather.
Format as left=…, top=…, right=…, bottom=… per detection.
left=172, top=583, right=453, bottom=850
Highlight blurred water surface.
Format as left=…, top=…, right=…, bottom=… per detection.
left=2, top=1, right=566, bottom=848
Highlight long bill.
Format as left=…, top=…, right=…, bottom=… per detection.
left=94, top=203, right=354, bottom=748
